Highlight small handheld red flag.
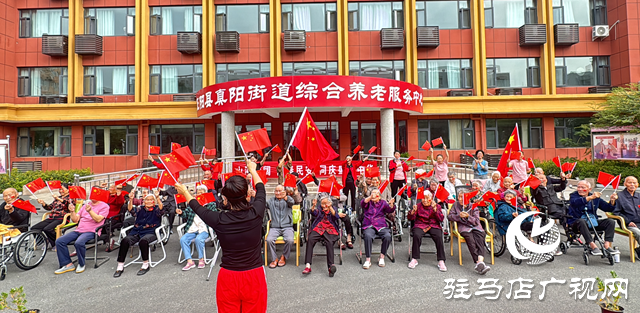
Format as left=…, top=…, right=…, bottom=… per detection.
left=175, top=194, right=187, bottom=204
left=463, top=190, right=479, bottom=206
left=197, top=193, right=216, bottom=206
left=47, top=180, right=62, bottom=190
left=318, top=179, right=334, bottom=194
left=465, top=150, right=474, bottom=158
left=509, top=151, right=522, bottom=160
left=137, top=174, right=160, bottom=189
left=212, top=162, right=223, bottom=173
left=416, top=187, right=425, bottom=200
left=199, top=180, right=216, bottom=190
left=434, top=185, right=450, bottom=202
left=415, top=161, right=425, bottom=167
left=611, top=175, right=622, bottom=190
left=522, top=175, right=541, bottom=190
left=406, top=156, right=415, bottom=162
left=561, top=162, right=577, bottom=173
left=425, top=169, right=434, bottom=178
left=238, top=128, right=273, bottom=154
left=300, top=174, right=314, bottom=185
left=160, top=146, right=197, bottom=174
left=271, top=144, right=282, bottom=153
left=364, top=167, right=380, bottom=178
left=25, top=178, right=47, bottom=194
left=90, top=187, right=110, bottom=203
left=508, top=196, right=517, bottom=207
left=379, top=180, right=390, bottom=194
left=552, top=156, right=562, bottom=169
left=68, top=186, right=87, bottom=199
left=202, top=147, right=217, bottom=156
left=368, top=146, right=377, bottom=154
left=255, top=169, right=269, bottom=186
left=149, top=145, right=161, bottom=154
left=115, top=174, right=140, bottom=186
left=12, top=199, right=37, bottom=214
left=527, top=158, right=535, bottom=169
left=421, top=140, right=431, bottom=150
left=482, top=191, right=501, bottom=203
left=396, top=185, right=408, bottom=197
left=284, top=173, right=297, bottom=188
left=353, top=145, right=362, bottom=155
left=597, top=172, right=615, bottom=186
left=431, top=137, right=444, bottom=147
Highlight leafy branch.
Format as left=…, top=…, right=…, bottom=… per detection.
left=0, top=286, right=28, bottom=313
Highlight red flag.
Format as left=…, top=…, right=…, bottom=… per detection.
left=284, top=173, right=297, bottom=188
left=416, top=187, right=425, bottom=200
left=90, top=187, right=110, bottom=203
left=222, top=171, right=247, bottom=183
left=368, top=146, right=377, bottom=154
left=522, top=175, right=541, bottom=189
left=509, top=151, right=522, bottom=160
left=365, top=167, right=380, bottom=178
left=465, top=150, right=474, bottom=158
left=553, top=156, right=562, bottom=168
left=508, top=196, right=517, bottom=207
left=212, top=162, right=223, bottom=173
left=238, top=128, right=272, bottom=153
left=158, top=171, right=177, bottom=187
left=318, top=179, right=334, bottom=194
left=463, top=190, right=479, bottom=206
left=496, top=125, right=522, bottom=177
left=12, top=199, right=37, bottom=214
left=171, top=142, right=182, bottom=151
left=197, top=193, right=216, bottom=206
left=46, top=180, right=62, bottom=190
left=527, top=158, right=535, bottom=169
left=379, top=180, right=389, bottom=194
left=406, top=156, right=415, bottom=162
left=421, top=140, right=431, bottom=150
left=300, top=174, right=314, bottom=185
left=561, top=162, right=577, bottom=173
left=291, top=110, right=340, bottom=171
left=611, top=175, right=622, bottom=190
left=328, top=175, right=343, bottom=190
left=202, top=147, right=217, bottom=156
left=415, top=161, right=425, bottom=167
left=434, top=185, right=450, bottom=202
left=425, top=169, right=434, bottom=178
left=25, top=178, right=47, bottom=194
left=159, top=146, right=196, bottom=174
left=482, top=191, right=501, bottom=203
left=396, top=185, right=408, bottom=197
left=597, top=172, right=615, bottom=186
left=68, top=186, right=87, bottom=199
left=431, top=137, right=444, bottom=147
left=200, top=180, right=216, bottom=190
left=149, top=145, right=160, bottom=154
left=137, top=174, right=160, bottom=189
left=353, top=145, right=362, bottom=155
left=175, top=194, right=187, bottom=204
left=415, top=171, right=428, bottom=179
left=115, top=174, right=139, bottom=186
left=271, top=144, right=282, bottom=153
left=330, top=183, right=341, bottom=197
left=255, top=169, right=269, bottom=186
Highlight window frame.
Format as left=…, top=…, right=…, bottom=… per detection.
left=348, top=2, right=404, bottom=31
left=349, top=60, right=405, bottom=81
left=552, top=0, right=605, bottom=26
left=484, top=0, right=537, bottom=28
left=83, top=125, right=139, bottom=156
left=149, top=64, right=202, bottom=95
left=486, top=58, right=540, bottom=88
left=17, top=67, right=68, bottom=97
left=150, top=124, right=205, bottom=154
left=215, top=5, right=270, bottom=34
left=83, top=66, right=135, bottom=96
left=415, top=0, right=471, bottom=29
left=149, top=6, right=203, bottom=35
left=17, top=127, right=72, bottom=157
left=555, top=56, right=610, bottom=87
left=282, top=62, right=339, bottom=76
left=417, top=59, right=473, bottom=89
left=485, top=118, right=543, bottom=149
left=216, top=63, right=271, bottom=83
left=417, top=119, right=475, bottom=150
left=554, top=117, right=591, bottom=148
left=281, top=3, right=337, bottom=32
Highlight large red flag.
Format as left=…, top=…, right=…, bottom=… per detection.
left=12, top=199, right=37, bottom=214
left=290, top=110, right=340, bottom=171
left=159, top=146, right=196, bottom=174
left=238, top=128, right=272, bottom=154
left=90, top=187, right=110, bottom=203
left=25, top=178, right=47, bottom=194
left=68, top=186, right=87, bottom=199
left=496, top=125, right=522, bottom=177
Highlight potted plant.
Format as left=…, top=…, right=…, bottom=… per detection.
left=596, top=271, right=624, bottom=313
left=0, top=286, right=39, bottom=313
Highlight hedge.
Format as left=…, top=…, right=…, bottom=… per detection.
left=0, top=168, right=93, bottom=192
left=535, top=159, right=640, bottom=181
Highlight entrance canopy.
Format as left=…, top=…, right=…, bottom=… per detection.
left=196, top=75, right=423, bottom=118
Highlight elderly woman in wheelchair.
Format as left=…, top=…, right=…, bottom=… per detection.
left=360, top=189, right=395, bottom=269
left=302, top=196, right=340, bottom=277
left=177, top=185, right=218, bottom=271
left=449, top=191, right=491, bottom=275
left=407, top=190, right=446, bottom=271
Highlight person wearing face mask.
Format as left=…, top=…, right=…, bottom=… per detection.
left=33, top=184, right=75, bottom=247
left=360, top=189, right=395, bottom=269
left=1, top=188, right=31, bottom=233
left=388, top=151, right=409, bottom=196
left=113, top=191, right=164, bottom=277
left=407, top=190, right=446, bottom=271
left=612, top=176, right=640, bottom=257
left=302, top=196, right=340, bottom=277
left=449, top=191, right=490, bottom=275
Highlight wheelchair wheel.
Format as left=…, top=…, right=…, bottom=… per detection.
left=608, top=254, right=615, bottom=266
left=560, top=242, right=568, bottom=254
left=510, top=255, right=522, bottom=265
left=486, top=220, right=506, bottom=257
left=0, top=266, right=6, bottom=280
left=583, top=253, right=589, bottom=265
left=547, top=255, right=554, bottom=262
left=13, top=231, right=48, bottom=271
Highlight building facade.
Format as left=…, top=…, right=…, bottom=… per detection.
left=0, top=0, right=638, bottom=173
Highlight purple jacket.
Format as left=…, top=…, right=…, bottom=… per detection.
left=360, top=199, right=394, bottom=231
left=408, top=202, right=444, bottom=230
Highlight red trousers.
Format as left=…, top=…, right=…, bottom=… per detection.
left=216, top=266, right=268, bottom=313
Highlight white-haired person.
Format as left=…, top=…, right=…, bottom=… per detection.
left=302, top=196, right=340, bottom=277
left=612, top=176, right=640, bottom=257
left=483, top=171, right=502, bottom=193
left=448, top=191, right=490, bottom=275
left=176, top=185, right=218, bottom=270
left=360, top=189, right=395, bottom=269
left=444, top=173, right=461, bottom=200
left=113, top=191, right=163, bottom=277
left=407, top=190, right=446, bottom=271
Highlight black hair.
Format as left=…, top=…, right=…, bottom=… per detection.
left=221, top=176, right=250, bottom=211
left=475, top=149, right=485, bottom=158
left=394, top=150, right=401, bottom=154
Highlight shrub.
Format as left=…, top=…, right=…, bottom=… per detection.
left=534, top=158, right=640, bottom=180
left=0, top=168, right=93, bottom=191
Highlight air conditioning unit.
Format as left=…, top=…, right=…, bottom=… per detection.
left=592, top=25, right=609, bottom=40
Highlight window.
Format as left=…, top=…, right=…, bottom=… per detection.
left=18, top=127, right=71, bottom=157
left=486, top=118, right=542, bottom=148
left=552, top=0, right=606, bottom=26
left=84, top=126, right=138, bottom=155
left=418, top=59, right=473, bottom=89
left=484, top=0, right=537, bottom=28
left=282, top=62, right=338, bottom=76
left=85, top=8, right=135, bottom=36
left=418, top=120, right=475, bottom=150
left=150, top=6, right=202, bottom=35
left=150, top=124, right=204, bottom=154
left=84, top=66, right=134, bottom=95
left=396, top=120, right=408, bottom=153
left=216, top=5, right=269, bottom=33
left=316, top=122, right=339, bottom=151
left=351, top=122, right=378, bottom=152
left=555, top=117, right=591, bottom=147
left=216, top=63, right=270, bottom=83
left=416, top=1, right=471, bottom=29
left=150, top=65, right=202, bottom=94
left=348, top=2, right=403, bottom=31
left=349, top=61, right=405, bottom=81
left=283, top=122, right=303, bottom=161
left=486, top=58, right=540, bottom=88
left=19, top=9, right=69, bottom=38
left=555, top=57, right=610, bottom=87
left=282, top=3, right=337, bottom=32
left=18, top=67, right=68, bottom=97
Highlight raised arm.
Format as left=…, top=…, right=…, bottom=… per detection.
left=443, top=144, right=449, bottom=162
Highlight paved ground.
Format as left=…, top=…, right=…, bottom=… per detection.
left=2, top=208, right=638, bottom=313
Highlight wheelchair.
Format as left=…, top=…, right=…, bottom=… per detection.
left=552, top=208, right=616, bottom=266
left=0, top=217, right=47, bottom=280
left=406, top=220, right=445, bottom=262
left=354, top=203, right=396, bottom=264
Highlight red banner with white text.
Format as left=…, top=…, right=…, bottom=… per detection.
left=231, top=161, right=378, bottom=178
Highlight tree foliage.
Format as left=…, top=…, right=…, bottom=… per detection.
left=592, top=83, right=640, bottom=131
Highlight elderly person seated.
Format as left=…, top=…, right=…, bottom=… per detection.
left=286, top=186, right=303, bottom=205
left=266, top=184, right=295, bottom=268
left=612, top=176, right=640, bottom=257
left=302, top=196, right=340, bottom=277
left=483, top=171, right=502, bottom=193
left=495, top=190, right=534, bottom=239
left=55, top=198, right=109, bottom=274
left=364, top=176, right=391, bottom=200
left=497, top=177, right=527, bottom=205
left=448, top=191, right=490, bottom=275
left=33, top=184, right=75, bottom=247
left=407, top=190, right=446, bottom=271
left=531, top=172, right=567, bottom=220
left=444, top=173, right=462, bottom=200
left=569, top=180, right=619, bottom=256
left=360, top=189, right=395, bottom=269
left=177, top=185, right=217, bottom=271
left=103, top=183, right=125, bottom=219
left=113, top=192, right=164, bottom=277
left=1, top=188, right=31, bottom=233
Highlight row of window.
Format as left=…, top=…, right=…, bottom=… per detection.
left=17, top=57, right=610, bottom=97
left=16, top=117, right=588, bottom=157
left=18, top=0, right=608, bottom=38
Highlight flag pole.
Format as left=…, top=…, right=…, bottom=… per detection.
left=46, top=182, right=55, bottom=198
left=25, top=185, right=39, bottom=200
left=158, top=158, right=179, bottom=184
left=234, top=131, right=249, bottom=161
left=287, top=107, right=308, bottom=152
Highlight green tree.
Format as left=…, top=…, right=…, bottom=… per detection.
left=591, top=83, right=640, bottom=131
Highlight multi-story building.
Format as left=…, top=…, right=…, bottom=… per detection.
left=0, top=0, right=638, bottom=173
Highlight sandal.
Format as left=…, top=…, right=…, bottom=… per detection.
left=347, top=241, right=354, bottom=249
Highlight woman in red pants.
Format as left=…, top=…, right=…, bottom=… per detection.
left=175, top=159, right=267, bottom=313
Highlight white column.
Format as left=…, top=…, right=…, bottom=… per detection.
left=221, top=111, right=235, bottom=172
left=380, top=108, right=395, bottom=176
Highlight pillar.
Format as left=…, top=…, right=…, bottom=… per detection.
left=221, top=111, right=236, bottom=172
left=380, top=108, right=395, bottom=174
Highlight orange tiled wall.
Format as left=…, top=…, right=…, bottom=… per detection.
left=213, top=33, right=271, bottom=64
left=281, top=32, right=339, bottom=62
left=348, top=31, right=406, bottom=60
left=0, top=0, right=17, bottom=103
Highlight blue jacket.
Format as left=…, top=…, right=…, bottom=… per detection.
left=130, top=205, right=163, bottom=237
left=495, top=201, right=532, bottom=236
left=568, top=191, right=615, bottom=225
